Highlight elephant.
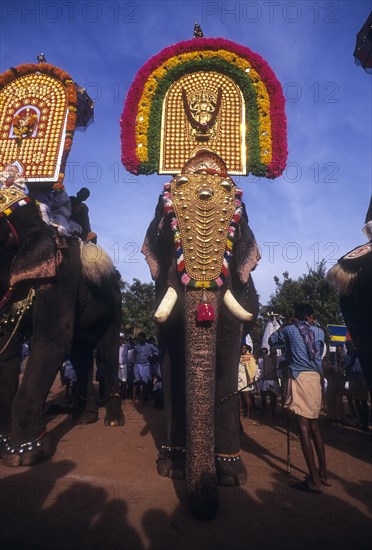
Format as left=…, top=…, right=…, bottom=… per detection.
left=142, top=152, right=260, bottom=519
left=0, top=186, right=124, bottom=467
left=327, top=196, right=372, bottom=391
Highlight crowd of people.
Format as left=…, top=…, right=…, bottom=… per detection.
left=322, top=341, right=370, bottom=431
left=238, top=344, right=284, bottom=419
left=57, top=309, right=370, bottom=436
left=60, top=332, right=163, bottom=408
left=238, top=318, right=370, bottom=431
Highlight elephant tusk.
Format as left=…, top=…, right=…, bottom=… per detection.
left=223, top=290, right=253, bottom=322
left=154, top=287, right=178, bottom=323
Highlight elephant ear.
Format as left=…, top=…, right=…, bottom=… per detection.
left=327, top=242, right=372, bottom=296
left=142, top=194, right=176, bottom=282
left=234, top=203, right=261, bottom=285
left=141, top=195, right=163, bottom=280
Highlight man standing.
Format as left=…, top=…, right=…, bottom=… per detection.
left=131, top=333, right=158, bottom=403
left=269, top=304, right=330, bottom=493
left=238, top=344, right=258, bottom=418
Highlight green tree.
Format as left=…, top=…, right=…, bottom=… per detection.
left=263, top=261, right=343, bottom=330
left=121, top=278, right=156, bottom=337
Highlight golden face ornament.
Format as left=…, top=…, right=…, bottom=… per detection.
left=170, top=172, right=236, bottom=282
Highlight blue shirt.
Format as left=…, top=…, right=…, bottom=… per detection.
left=132, top=342, right=158, bottom=365
left=268, top=323, right=324, bottom=379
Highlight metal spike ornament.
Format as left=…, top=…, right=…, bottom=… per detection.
left=194, top=22, right=204, bottom=38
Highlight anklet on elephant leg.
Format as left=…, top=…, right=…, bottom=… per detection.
left=0, top=434, right=10, bottom=444
left=5, top=429, right=47, bottom=455
left=215, top=452, right=241, bottom=463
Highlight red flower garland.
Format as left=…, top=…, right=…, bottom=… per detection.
left=121, top=37, right=287, bottom=178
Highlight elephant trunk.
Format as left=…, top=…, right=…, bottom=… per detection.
left=184, top=289, right=219, bottom=520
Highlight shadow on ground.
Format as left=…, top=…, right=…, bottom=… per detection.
left=1, top=388, right=371, bottom=550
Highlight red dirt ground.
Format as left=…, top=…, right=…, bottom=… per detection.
left=0, top=379, right=371, bottom=550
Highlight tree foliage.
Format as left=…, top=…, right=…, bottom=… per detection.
left=121, top=278, right=156, bottom=337
left=262, top=261, right=343, bottom=329
left=120, top=264, right=343, bottom=343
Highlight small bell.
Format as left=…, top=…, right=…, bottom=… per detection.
left=196, top=289, right=215, bottom=323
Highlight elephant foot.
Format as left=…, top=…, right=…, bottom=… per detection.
left=215, top=452, right=247, bottom=486
left=0, top=434, right=10, bottom=459
left=104, top=394, right=125, bottom=426
left=2, top=430, right=53, bottom=467
left=156, top=446, right=186, bottom=479
left=73, top=394, right=99, bottom=424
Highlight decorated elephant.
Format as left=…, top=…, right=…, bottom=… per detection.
left=0, top=186, right=124, bottom=467
left=142, top=152, right=260, bottom=519
left=327, top=196, right=372, bottom=391
left=120, top=34, right=287, bottom=518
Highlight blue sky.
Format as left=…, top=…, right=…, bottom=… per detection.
left=1, top=1, right=371, bottom=304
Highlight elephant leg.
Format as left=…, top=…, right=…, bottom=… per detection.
left=71, top=344, right=98, bottom=425
left=77, top=276, right=124, bottom=427
left=0, top=333, right=22, bottom=457
left=3, top=281, right=76, bottom=467
left=2, top=343, right=64, bottom=467
left=95, top=328, right=124, bottom=428
left=215, top=308, right=247, bottom=487
left=104, top=393, right=124, bottom=427
left=359, top=353, right=372, bottom=393
left=156, top=317, right=186, bottom=479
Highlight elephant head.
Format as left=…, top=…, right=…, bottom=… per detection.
left=142, top=152, right=260, bottom=519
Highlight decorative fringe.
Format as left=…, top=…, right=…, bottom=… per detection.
left=327, top=263, right=358, bottom=296
left=80, top=242, right=115, bottom=285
